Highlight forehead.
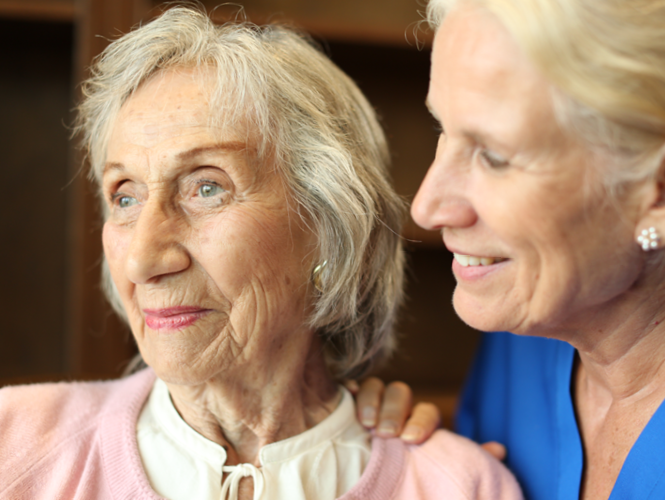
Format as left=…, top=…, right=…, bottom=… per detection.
left=106, top=66, right=266, bottom=164
left=434, top=4, right=530, bottom=86
left=103, top=67, right=273, bottom=187
left=429, top=4, right=557, bottom=143
left=111, top=67, right=216, bottom=147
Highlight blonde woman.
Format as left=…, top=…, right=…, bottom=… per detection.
left=362, top=0, right=665, bottom=499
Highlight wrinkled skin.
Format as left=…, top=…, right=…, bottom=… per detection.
left=102, top=68, right=339, bottom=500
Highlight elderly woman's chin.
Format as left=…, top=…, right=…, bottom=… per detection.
left=124, top=306, right=315, bottom=386
left=131, top=321, right=231, bottom=384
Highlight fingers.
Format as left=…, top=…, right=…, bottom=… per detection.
left=356, top=377, right=384, bottom=428
left=400, top=402, right=441, bottom=444
left=481, top=441, right=507, bottom=461
left=376, top=381, right=412, bottom=437
left=344, top=379, right=360, bottom=395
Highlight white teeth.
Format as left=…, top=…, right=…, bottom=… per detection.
left=454, top=253, right=505, bottom=267
left=456, top=254, right=469, bottom=266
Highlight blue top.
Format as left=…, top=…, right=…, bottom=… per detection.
left=456, top=331, right=665, bottom=500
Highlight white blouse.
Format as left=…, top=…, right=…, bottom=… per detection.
left=136, top=378, right=371, bottom=500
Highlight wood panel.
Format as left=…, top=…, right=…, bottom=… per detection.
left=197, top=0, right=432, bottom=46
left=0, top=0, right=75, bottom=21
left=0, top=19, right=73, bottom=380
left=64, top=0, right=152, bottom=377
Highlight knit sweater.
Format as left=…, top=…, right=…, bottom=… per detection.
left=0, top=369, right=522, bottom=500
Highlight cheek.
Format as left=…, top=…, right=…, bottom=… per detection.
left=476, top=174, right=573, bottom=256
left=194, top=211, right=311, bottom=300
left=102, top=223, right=132, bottom=289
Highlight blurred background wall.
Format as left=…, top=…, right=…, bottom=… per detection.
left=0, top=0, right=480, bottom=426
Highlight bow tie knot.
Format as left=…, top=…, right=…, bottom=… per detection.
left=221, top=462, right=265, bottom=500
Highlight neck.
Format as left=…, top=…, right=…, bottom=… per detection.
left=165, top=333, right=339, bottom=466
left=565, top=283, right=665, bottom=402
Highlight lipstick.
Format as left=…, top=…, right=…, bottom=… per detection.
left=142, top=306, right=211, bottom=331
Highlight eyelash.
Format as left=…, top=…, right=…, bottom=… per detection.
left=479, top=149, right=510, bottom=169
left=106, top=175, right=228, bottom=212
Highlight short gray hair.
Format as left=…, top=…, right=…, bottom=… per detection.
left=75, top=6, right=406, bottom=380
left=427, top=0, right=665, bottom=189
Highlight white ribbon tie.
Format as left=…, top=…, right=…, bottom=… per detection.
left=220, top=463, right=265, bottom=500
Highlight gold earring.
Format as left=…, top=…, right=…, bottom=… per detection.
left=312, top=261, right=328, bottom=292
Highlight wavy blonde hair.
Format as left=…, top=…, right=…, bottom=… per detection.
left=75, top=6, right=406, bottom=379
left=427, top=0, right=665, bottom=186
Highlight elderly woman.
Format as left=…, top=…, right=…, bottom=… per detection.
left=362, top=0, right=665, bottom=499
left=0, top=7, right=521, bottom=500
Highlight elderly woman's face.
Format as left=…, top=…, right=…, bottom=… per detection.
left=412, top=5, right=644, bottom=336
left=102, top=68, right=315, bottom=383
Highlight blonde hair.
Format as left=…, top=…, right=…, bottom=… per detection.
left=427, top=0, right=665, bottom=186
left=75, top=6, right=406, bottom=379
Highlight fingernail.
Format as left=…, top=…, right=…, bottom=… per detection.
left=346, top=380, right=360, bottom=393
left=377, top=421, right=398, bottom=436
left=361, top=407, right=377, bottom=427
left=401, top=425, right=422, bottom=442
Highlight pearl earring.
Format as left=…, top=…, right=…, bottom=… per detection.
left=638, top=227, right=661, bottom=251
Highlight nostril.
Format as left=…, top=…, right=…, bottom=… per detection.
left=126, top=240, right=191, bottom=285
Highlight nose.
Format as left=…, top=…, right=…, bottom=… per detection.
left=411, top=146, right=477, bottom=231
left=125, top=200, right=191, bottom=285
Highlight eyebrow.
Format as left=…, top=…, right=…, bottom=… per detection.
left=103, top=142, right=248, bottom=175
left=176, top=142, right=247, bottom=162
left=424, top=98, right=511, bottom=152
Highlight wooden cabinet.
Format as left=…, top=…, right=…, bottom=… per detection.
left=0, top=0, right=479, bottom=422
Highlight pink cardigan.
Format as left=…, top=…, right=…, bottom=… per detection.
left=0, top=369, right=522, bottom=500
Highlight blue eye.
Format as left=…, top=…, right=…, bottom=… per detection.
left=117, top=195, right=138, bottom=208
left=198, top=183, right=224, bottom=198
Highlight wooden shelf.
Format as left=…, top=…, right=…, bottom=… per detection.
left=210, top=11, right=432, bottom=47
left=0, top=0, right=75, bottom=21
left=200, top=0, right=433, bottom=47
left=0, top=0, right=434, bottom=44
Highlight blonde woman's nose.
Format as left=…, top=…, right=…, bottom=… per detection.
left=125, top=201, right=191, bottom=284
left=411, top=159, right=477, bottom=231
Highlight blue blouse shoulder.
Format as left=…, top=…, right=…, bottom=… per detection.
left=457, top=331, right=665, bottom=500
left=456, top=332, right=578, bottom=500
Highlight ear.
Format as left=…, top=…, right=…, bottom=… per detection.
left=634, top=152, right=665, bottom=251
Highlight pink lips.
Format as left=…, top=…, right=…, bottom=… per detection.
left=451, top=257, right=509, bottom=281
left=142, top=306, right=211, bottom=331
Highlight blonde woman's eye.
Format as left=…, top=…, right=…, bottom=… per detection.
left=480, top=149, right=509, bottom=169
left=197, top=183, right=224, bottom=198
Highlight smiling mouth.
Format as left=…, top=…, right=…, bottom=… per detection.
left=453, top=253, right=507, bottom=267
left=143, top=306, right=212, bottom=331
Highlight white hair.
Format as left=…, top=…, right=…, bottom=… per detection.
left=75, top=6, right=406, bottom=379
